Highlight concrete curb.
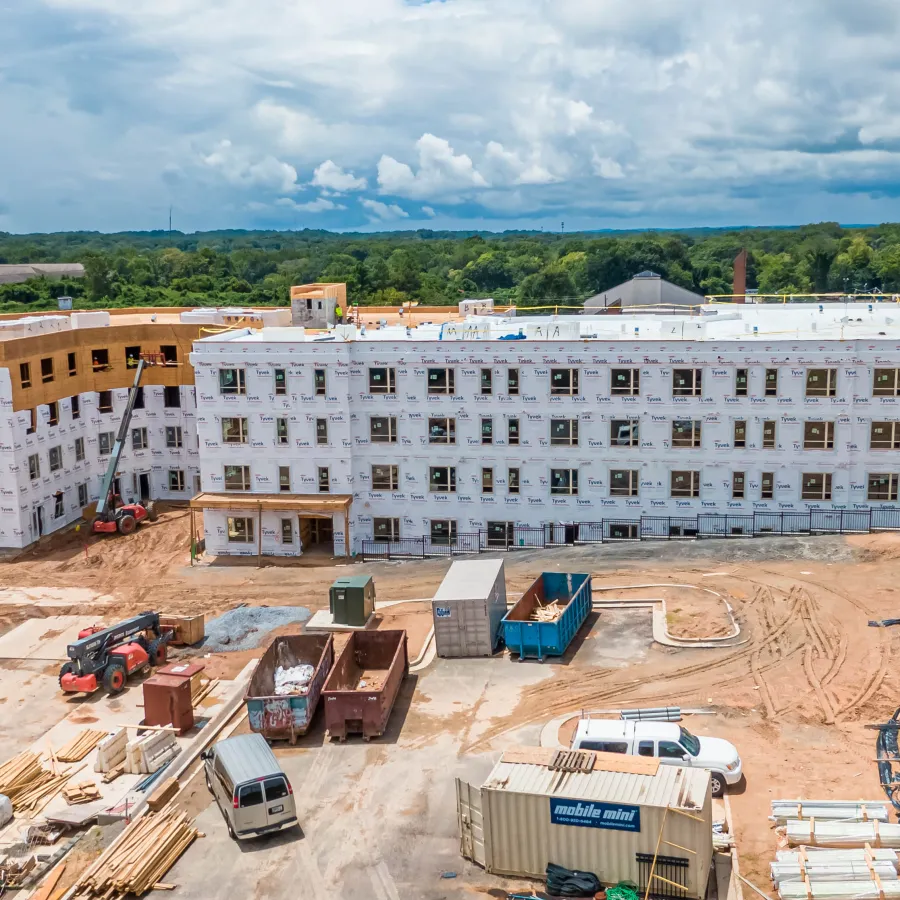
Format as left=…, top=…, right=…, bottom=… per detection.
left=591, top=582, right=746, bottom=648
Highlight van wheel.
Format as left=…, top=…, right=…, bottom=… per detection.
left=227, top=820, right=237, bottom=840
left=710, top=774, right=725, bottom=797
left=205, top=771, right=213, bottom=793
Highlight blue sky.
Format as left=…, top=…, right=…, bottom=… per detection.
left=4, top=0, right=900, bottom=234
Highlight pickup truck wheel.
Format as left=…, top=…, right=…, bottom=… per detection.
left=710, top=774, right=725, bottom=797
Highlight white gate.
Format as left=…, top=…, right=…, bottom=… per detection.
left=456, top=778, right=489, bottom=868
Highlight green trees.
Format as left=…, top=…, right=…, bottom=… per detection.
left=2, top=222, right=900, bottom=313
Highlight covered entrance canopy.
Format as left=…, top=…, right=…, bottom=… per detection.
left=189, top=492, right=352, bottom=561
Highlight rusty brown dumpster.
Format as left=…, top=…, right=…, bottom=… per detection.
left=322, top=630, right=408, bottom=741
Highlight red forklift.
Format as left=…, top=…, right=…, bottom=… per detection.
left=91, top=358, right=159, bottom=535
left=59, top=612, right=172, bottom=694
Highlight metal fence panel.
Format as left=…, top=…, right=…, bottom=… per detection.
left=873, top=508, right=900, bottom=531
left=697, top=514, right=754, bottom=538
left=753, top=512, right=811, bottom=535
left=575, top=522, right=605, bottom=544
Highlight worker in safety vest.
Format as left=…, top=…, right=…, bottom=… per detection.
left=335, top=304, right=344, bottom=323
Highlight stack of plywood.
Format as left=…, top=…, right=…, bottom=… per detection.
left=71, top=809, right=200, bottom=898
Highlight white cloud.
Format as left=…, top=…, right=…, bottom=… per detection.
left=592, top=155, right=625, bottom=179
left=277, top=196, right=346, bottom=213
left=422, top=205, right=436, bottom=217
left=8, top=0, right=900, bottom=230
left=201, top=140, right=300, bottom=193
left=360, top=197, right=409, bottom=220
left=377, top=134, right=488, bottom=201
left=310, top=160, right=367, bottom=192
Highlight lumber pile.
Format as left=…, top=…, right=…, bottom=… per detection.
left=56, top=729, right=109, bottom=763
left=62, top=781, right=102, bottom=805
left=147, top=777, right=179, bottom=812
left=71, top=809, right=200, bottom=899
left=0, top=751, right=75, bottom=814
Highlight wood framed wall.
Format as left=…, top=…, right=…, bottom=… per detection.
left=0, top=323, right=200, bottom=412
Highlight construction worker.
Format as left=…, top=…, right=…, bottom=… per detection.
left=335, top=304, right=344, bottom=324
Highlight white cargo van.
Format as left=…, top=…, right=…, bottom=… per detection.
left=202, top=733, right=298, bottom=840
left=570, top=719, right=742, bottom=796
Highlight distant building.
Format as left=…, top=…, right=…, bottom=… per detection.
left=0, top=264, right=85, bottom=286
left=582, top=270, right=704, bottom=313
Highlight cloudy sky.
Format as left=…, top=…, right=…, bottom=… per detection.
left=3, top=0, right=900, bottom=234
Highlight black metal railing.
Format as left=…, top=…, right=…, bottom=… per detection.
left=359, top=508, right=900, bottom=560
left=636, top=852, right=689, bottom=900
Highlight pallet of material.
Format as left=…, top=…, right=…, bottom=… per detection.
left=787, top=819, right=900, bottom=849
left=55, top=729, right=109, bottom=763
left=71, top=809, right=201, bottom=899
left=63, top=781, right=102, bottom=805
left=94, top=729, right=128, bottom=774
left=159, top=614, right=204, bottom=646
left=126, top=730, right=179, bottom=775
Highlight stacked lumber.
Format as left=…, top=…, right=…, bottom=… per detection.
left=147, top=777, right=179, bottom=812
left=0, top=751, right=75, bottom=814
left=126, top=730, right=178, bottom=775
left=72, top=809, right=200, bottom=899
left=62, top=781, right=101, bottom=805
left=94, top=729, right=127, bottom=774
left=56, top=730, right=109, bottom=763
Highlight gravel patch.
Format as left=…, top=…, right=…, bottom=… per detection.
left=203, top=605, right=311, bottom=652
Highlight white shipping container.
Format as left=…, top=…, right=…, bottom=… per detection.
left=432, top=558, right=507, bottom=657
left=457, top=750, right=712, bottom=897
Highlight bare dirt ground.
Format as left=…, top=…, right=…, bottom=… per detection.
left=2, top=511, right=900, bottom=890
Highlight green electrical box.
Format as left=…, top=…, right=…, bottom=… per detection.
left=329, top=575, right=376, bottom=627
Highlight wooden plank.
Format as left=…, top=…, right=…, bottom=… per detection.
left=28, top=860, right=65, bottom=900
left=501, top=746, right=556, bottom=766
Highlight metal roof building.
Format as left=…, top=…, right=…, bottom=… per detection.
left=583, top=270, right=705, bottom=313
left=457, top=748, right=713, bottom=896
left=0, top=263, right=85, bottom=285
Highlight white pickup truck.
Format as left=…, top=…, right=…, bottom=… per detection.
left=570, top=719, right=743, bottom=797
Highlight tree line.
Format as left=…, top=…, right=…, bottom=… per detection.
left=1, top=222, right=899, bottom=313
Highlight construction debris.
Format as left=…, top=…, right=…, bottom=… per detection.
left=528, top=599, right=563, bottom=622
left=55, top=730, right=109, bottom=763
left=71, top=809, right=200, bottom=899
left=771, top=800, right=890, bottom=825
left=274, top=664, right=314, bottom=696
left=0, top=855, right=37, bottom=889
left=62, top=781, right=102, bottom=805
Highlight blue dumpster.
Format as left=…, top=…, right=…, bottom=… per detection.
left=501, top=572, right=592, bottom=661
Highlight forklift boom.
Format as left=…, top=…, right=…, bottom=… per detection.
left=66, top=611, right=161, bottom=669
left=95, top=358, right=146, bottom=520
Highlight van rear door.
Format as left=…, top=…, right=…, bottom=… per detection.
left=263, top=775, right=293, bottom=828
left=236, top=780, right=267, bottom=834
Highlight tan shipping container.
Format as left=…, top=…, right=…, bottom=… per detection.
left=457, top=749, right=713, bottom=898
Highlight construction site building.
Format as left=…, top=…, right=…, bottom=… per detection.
left=189, top=301, right=900, bottom=557
left=0, top=310, right=200, bottom=547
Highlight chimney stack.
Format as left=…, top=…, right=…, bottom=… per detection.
left=733, top=249, right=748, bottom=304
